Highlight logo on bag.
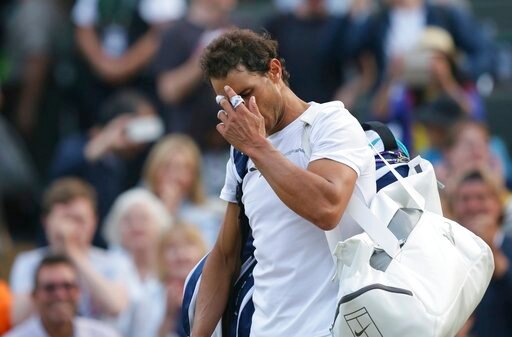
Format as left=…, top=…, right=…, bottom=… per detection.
left=344, top=307, right=383, bottom=337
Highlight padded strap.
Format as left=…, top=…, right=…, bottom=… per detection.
left=362, top=121, right=398, bottom=151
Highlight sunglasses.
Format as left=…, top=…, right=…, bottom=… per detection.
left=37, top=281, right=79, bottom=294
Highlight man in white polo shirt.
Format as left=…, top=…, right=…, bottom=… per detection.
left=190, top=29, right=375, bottom=337
left=5, top=254, right=120, bottom=337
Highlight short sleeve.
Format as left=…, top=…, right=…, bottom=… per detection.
left=9, top=251, right=43, bottom=293
left=219, top=158, right=237, bottom=203
left=71, top=0, right=98, bottom=26
left=309, top=105, right=372, bottom=177
left=139, top=0, right=186, bottom=24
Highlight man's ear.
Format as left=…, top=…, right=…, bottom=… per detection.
left=268, top=58, right=283, bottom=82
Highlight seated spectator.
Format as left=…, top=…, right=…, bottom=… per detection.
left=72, top=0, right=185, bottom=129
left=0, top=280, right=11, bottom=334
left=49, top=90, right=162, bottom=246
left=450, top=170, right=512, bottom=337
left=9, top=178, right=130, bottom=325
left=435, top=120, right=506, bottom=189
left=102, top=188, right=173, bottom=337
left=157, top=224, right=207, bottom=337
left=364, top=0, right=492, bottom=84
left=371, top=27, right=485, bottom=150
left=417, top=96, right=465, bottom=165
left=143, top=134, right=224, bottom=247
left=4, top=254, right=120, bottom=337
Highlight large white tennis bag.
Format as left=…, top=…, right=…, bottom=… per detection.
left=330, top=156, right=494, bottom=337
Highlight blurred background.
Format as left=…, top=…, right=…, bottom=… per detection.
left=0, top=0, right=511, bottom=336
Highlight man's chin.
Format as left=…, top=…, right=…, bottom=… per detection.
left=44, top=302, right=76, bottom=323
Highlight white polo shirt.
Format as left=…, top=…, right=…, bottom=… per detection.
left=220, top=101, right=376, bottom=337
left=4, top=316, right=120, bottom=337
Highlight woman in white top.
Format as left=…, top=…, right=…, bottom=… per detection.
left=103, top=188, right=172, bottom=337
left=143, top=134, right=225, bottom=247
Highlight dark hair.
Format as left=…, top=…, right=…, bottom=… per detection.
left=42, top=178, right=97, bottom=216
left=200, top=29, right=290, bottom=85
left=33, top=254, right=76, bottom=289
left=97, top=90, right=153, bottom=126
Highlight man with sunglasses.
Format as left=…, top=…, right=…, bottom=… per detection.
left=4, top=254, right=120, bottom=337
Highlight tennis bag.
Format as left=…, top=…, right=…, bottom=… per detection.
left=330, top=142, right=495, bottom=337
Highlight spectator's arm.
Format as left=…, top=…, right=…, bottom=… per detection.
left=75, top=26, right=160, bottom=84
left=9, top=255, right=37, bottom=325
left=68, top=251, right=128, bottom=316
left=10, top=294, right=33, bottom=325
left=157, top=49, right=203, bottom=105
left=15, top=55, right=50, bottom=136
left=334, top=53, right=377, bottom=109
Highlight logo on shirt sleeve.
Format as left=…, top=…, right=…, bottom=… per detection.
left=344, top=307, right=383, bottom=337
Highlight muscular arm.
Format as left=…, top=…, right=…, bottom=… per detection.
left=250, top=144, right=357, bottom=231
left=217, top=90, right=359, bottom=231
left=191, top=202, right=241, bottom=337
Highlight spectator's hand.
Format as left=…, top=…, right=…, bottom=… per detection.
left=93, top=56, right=132, bottom=84
left=164, top=279, right=184, bottom=319
left=430, top=54, right=457, bottom=90
left=464, top=214, right=496, bottom=247
left=47, top=206, right=84, bottom=257
left=386, top=56, right=405, bottom=82
left=216, top=86, right=266, bottom=155
left=160, top=183, right=185, bottom=214
left=85, top=115, right=133, bottom=161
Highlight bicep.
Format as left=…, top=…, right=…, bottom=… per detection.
left=308, top=158, right=358, bottom=202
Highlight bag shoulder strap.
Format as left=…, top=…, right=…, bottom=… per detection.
left=300, top=109, right=401, bottom=257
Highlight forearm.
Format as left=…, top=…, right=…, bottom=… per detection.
left=75, top=26, right=105, bottom=70
left=247, top=140, right=355, bottom=230
left=71, top=253, right=128, bottom=315
left=371, top=81, right=392, bottom=119
left=17, top=55, right=50, bottom=124
left=116, top=30, right=159, bottom=79
left=157, top=55, right=203, bottom=104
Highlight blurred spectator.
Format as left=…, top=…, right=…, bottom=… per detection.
left=102, top=188, right=172, bottom=337
left=265, top=0, right=343, bottom=103
left=450, top=170, right=512, bottom=337
left=72, top=0, right=185, bottom=129
left=435, top=120, right=507, bottom=190
left=4, top=254, right=121, bottom=337
left=0, top=280, right=12, bottom=334
left=157, top=224, right=207, bottom=337
left=9, top=178, right=130, bottom=326
left=417, top=95, right=465, bottom=165
left=154, top=0, right=237, bottom=152
left=49, top=90, right=162, bottom=246
left=264, top=0, right=376, bottom=109
left=143, top=134, right=224, bottom=247
left=372, top=27, right=485, bottom=149
left=364, top=0, right=492, bottom=83
left=2, top=0, right=65, bottom=137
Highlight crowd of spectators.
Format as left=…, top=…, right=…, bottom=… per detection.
left=0, top=0, right=511, bottom=336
